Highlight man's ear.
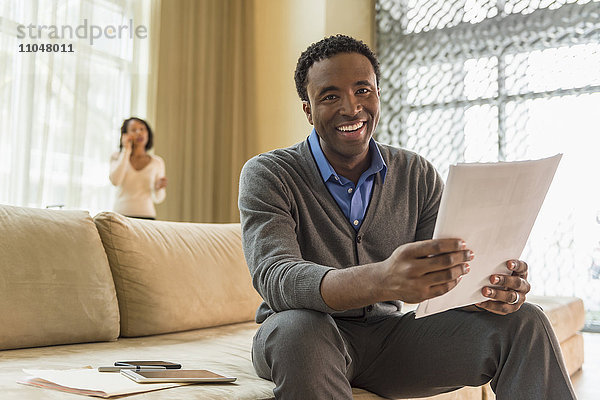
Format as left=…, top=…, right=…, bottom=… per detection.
left=302, top=101, right=313, bottom=125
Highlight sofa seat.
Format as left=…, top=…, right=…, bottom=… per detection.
left=1, top=295, right=584, bottom=400
left=0, top=321, right=479, bottom=400
left=2, top=322, right=273, bottom=400
left=0, top=321, right=483, bottom=400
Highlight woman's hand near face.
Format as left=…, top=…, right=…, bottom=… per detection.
left=121, top=133, right=133, bottom=151
left=155, top=177, right=167, bottom=190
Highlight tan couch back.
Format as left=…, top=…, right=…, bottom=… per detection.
left=94, top=212, right=262, bottom=337
left=0, top=205, right=120, bottom=350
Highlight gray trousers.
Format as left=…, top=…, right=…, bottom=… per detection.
left=252, top=303, right=576, bottom=399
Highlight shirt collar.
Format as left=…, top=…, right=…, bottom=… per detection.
left=308, top=128, right=387, bottom=185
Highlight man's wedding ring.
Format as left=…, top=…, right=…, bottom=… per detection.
left=508, top=291, right=520, bottom=305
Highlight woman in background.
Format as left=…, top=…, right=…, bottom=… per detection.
left=109, top=117, right=167, bottom=219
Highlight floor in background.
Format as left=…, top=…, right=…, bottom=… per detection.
left=571, top=332, right=600, bottom=399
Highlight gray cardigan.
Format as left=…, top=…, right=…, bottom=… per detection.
left=238, top=139, right=444, bottom=323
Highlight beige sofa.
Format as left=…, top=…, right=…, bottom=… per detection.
left=0, top=205, right=585, bottom=399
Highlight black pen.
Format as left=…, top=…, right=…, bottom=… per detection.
left=98, top=365, right=168, bottom=372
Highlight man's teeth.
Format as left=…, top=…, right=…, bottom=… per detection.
left=337, top=122, right=364, bottom=132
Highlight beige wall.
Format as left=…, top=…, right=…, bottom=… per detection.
left=253, top=0, right=375, bottom=155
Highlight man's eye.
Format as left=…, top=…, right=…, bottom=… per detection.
left=356, top=88, right=370, bottom=94
left=323, top=94, right=337, bottom=101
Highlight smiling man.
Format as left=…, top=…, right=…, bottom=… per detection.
left=238, top=35, right=575, bottom=400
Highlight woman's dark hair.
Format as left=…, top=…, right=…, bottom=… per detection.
left=119, top=117, right=153, bottom=151
left=294, top=34, right=380, bottom=102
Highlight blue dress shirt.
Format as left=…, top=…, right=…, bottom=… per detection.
left=307, top=129, right=387, bottom=231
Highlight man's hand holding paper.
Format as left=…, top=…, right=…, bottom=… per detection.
left=415, top=154, right=562, bottom=318
left=474, top=258, right=531, bottom=314
left=380, top=238, right=473, bottom=304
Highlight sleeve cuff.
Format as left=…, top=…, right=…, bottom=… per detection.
left=292, top=264, right=338, bottom=314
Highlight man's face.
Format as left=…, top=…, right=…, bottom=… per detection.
left=303, top=52, right=380, bottom=162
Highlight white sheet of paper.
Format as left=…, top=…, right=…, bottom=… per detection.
left=19, top=368, right=185, bottom=398
left=415, top=154, right=562, bottom=318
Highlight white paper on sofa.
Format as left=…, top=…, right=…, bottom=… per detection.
left=18, top=368, right=186, bottom=398
left=415, top=154, right=562, bottom=319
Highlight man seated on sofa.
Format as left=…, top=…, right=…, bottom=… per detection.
left=238, top=35, right=575, bottom=400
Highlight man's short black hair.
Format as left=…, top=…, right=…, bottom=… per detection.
left=294, top=34, right=380, bottom=102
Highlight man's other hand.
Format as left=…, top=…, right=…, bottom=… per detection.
left=476, top=260, right=531, bottom=315
left=382, top=239, right=473, bottom=304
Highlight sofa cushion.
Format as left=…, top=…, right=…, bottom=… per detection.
left=0, top=205, right=120, bottom=350
left=93, top=212, right=263, bottom=337
left=560, top=332, right=584, bottom=376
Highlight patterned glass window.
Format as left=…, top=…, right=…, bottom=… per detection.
left=376, top=0, right=600, bottom=328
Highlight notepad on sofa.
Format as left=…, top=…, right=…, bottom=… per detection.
left=18, top=368, right=188, bottom=398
